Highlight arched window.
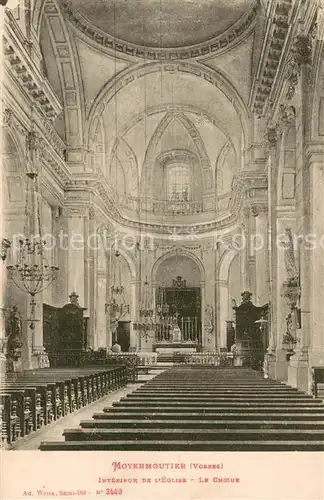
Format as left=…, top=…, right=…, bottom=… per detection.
left=167, top=164, right=191, bottom=201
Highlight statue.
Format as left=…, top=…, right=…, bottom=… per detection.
left=6, top=305, right=23, bottom=372
left=204, top=303, right=214, bottom=331
left=169, top=312, right=181, bottom=342
left=282, top=228, right=299, bottom=286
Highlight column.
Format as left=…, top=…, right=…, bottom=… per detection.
left=239, top=222, right=248, bottom=291
left=200, top=281, right=206, bottom=350
left=87, top=209, right=97, bottom=348
left=63, top=206, right=86, bottom=307
left=215, top=280, right=229, bottom=350
left=253, top=205, right=269, bottom=306
left=130, top=280, right=140, bottom=350
left=96, top=272, right=107, bottom=348
left=288, top=35, right=313, bottom=393
left=309, top=161, right=324, bottom=367
left=247, top=207, right=257, bottom=299
left=264, top=134, right=280, bottom=378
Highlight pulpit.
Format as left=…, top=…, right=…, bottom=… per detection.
left=47, top=292, right=86, bottom=366
left=233, top=291, right=268, bottom=368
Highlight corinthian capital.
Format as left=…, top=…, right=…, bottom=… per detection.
left=294, top=34, right=313, bottom=66
left=27, top=130, right=45, bottom=155
left=264, top=127, right=279, bottom=149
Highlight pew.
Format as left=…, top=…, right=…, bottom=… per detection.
left=39, top=366, right=324, bottom=452
left=1, top=365, right=127, bottom=446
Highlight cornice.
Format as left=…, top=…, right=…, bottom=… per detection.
left=61, top=1, right=258, bottom=62
left=3, top=106, right=71, bottom=189
left=305, top=141, right=324, bottom=163
left=3, top=11, right=62, bottom=121
left=250, top=0, right=295, bottom=116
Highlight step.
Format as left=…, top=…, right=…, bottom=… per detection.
left=143, top=384, right=293, bottom=388
left=133, top=387, right=301, bottom=392
left=94, top=411, right=324, bottom=421
left=39, top=440, right=324, bottom=451
left=106, top=405, right=324, bottom=412
left=136, top=386, right=305, bottom=396
left=112, top=401, right=324, bottom=408
left=120, top=396, right=319, bottom=403
left=79, top=419, right=324, bottom=430
left=62, top=428, right=324, bottom=442
left=127, top=391, right=308, bottom=399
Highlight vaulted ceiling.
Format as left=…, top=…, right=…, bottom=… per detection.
left=69, top=0, right=257, bottom=48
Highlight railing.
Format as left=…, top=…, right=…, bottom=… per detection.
left=152, top=200, right=203, bottom=215
left=174, top=351, right=234, bottom=366
left=155, top=317, right=201, bottom=344
left=110, top=190, right=231, bottom=216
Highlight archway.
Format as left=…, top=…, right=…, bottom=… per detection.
left=153, top=252, right=204, bottom=345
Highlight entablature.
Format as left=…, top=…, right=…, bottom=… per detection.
left=3, top=10, right=62, bottom=121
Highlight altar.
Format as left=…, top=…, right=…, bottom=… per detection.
left=154, top=341, right=198, bottom=354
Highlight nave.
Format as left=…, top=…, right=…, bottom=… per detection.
left=38, top=367, right=324, bottom=452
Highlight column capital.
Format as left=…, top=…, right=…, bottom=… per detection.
left=215, top=279, right=228, bottom=287
left=294, top=34, right=313, bottom=66
left=251, top=203, right=268, bottom=217
left=62, top=205, right=88, bottom=218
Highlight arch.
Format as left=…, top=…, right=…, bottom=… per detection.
left=89, top=115, right=105, bottom=172
left=109, top=137, right=139, bottom=195
left=117, top=104, right=234, bottom=148
left=215, top=140, right=238, bottom=195
left=96, top=223, right=137, bottom=280
left=32, top=0, right=47, bottom=40
left=218, top=246, right=239, bottom=282
left=108, top=246, right=136, bottom=281
left=152, top=249, right=205, bottom=283
left=140, top=111, right=213, bottom=196
left=39, top=0, right=84, bottom=148
left=87, top=60, right=252, bottom=149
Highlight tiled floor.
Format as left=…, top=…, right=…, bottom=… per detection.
left=6, top=370, right=165, bottom=451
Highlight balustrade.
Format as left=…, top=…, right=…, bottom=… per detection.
left=154, top=317, right=201, bottom=344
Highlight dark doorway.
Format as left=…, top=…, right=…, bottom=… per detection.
left=117, top=321, right=130, bottom=352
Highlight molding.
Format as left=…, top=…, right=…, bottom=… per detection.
left=250, top=0, right=294, bottom=116
left=60, top=1, right=258, bottom=62
left=3, top=11, right=62, bottom=121
left=43, top=0, right=84, bottom=148
left=140, top=112, right=214, bottom=196
left=3, top=105, right=71, bottom=189
left=87, top=60, right=251, bottom=146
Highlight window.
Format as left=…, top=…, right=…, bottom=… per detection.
left=167, top=164, right=191, bottom=201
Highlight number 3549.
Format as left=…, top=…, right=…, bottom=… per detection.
left=106, top=489, right=123, bottom=495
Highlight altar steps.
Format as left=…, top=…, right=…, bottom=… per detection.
left=37, top=440, right=324, bottom=451
left=39, top=367, right=324, bottom=451
left=79, top=419, right=324, bottom=430
left=93, top=411, right=324, bottom=420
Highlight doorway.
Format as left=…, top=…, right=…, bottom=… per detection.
left=117, top=321, right=130, bottom=352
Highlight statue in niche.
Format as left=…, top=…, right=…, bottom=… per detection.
left=282, top=228, right=299, bottom=286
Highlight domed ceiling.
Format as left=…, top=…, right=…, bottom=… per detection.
left=69, top=0, right=257, bottom=48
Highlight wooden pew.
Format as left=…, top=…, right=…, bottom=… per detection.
left=1, top=365, right=127, bottom=445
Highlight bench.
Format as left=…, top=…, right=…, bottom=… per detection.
left=1, top=365, right=127, bottom=445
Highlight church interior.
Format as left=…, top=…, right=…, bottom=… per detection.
left=1, top=0, right=324, bottom=451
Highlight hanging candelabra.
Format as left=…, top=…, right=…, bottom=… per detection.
left=133, top=277, right=155, bottom=343
left=105, top=250, right=130, bottom=339
left=6, top=130, right=59, bottom=336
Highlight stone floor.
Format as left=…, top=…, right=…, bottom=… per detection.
left=6, top=370, right=165, bottom=451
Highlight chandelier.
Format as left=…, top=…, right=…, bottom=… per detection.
left=105, top=250, right=130, bottom=334
left=133, top=278, right=155, bottom=342
left=139, top=277, right=154, bottom=319
left=6, top=139, right=59, bottom=331
left=156, top=285, right=170, bottom=319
